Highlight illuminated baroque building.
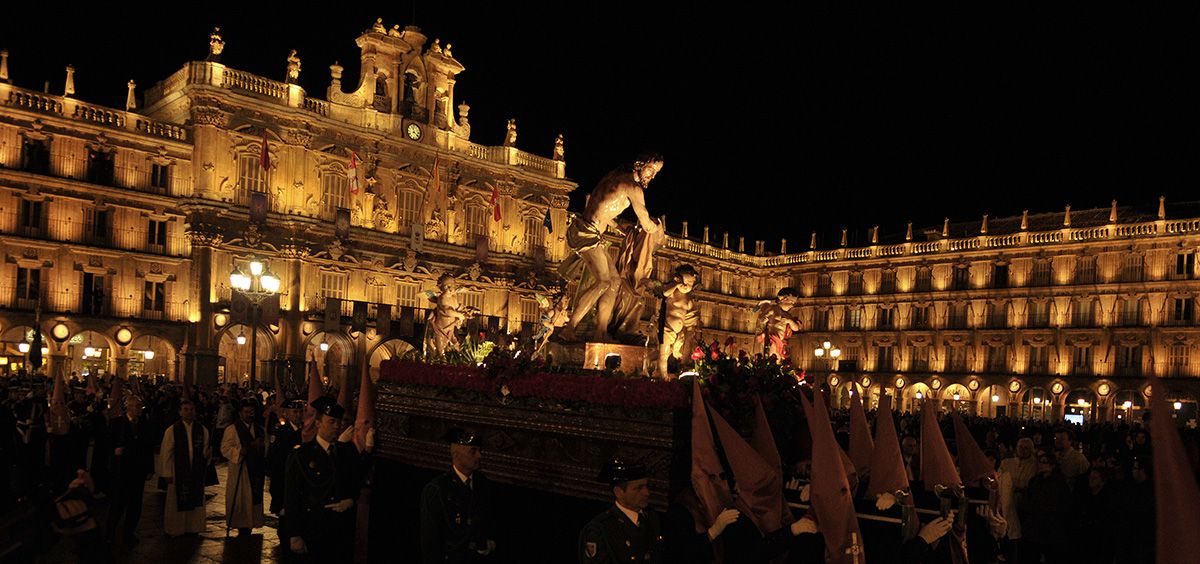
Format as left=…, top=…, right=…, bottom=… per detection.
left=0, top=22, right=1197, bottom=425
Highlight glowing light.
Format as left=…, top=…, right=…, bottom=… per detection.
left=822, top=341, right=832, bottom=350
left=1034, top=397, right=1042, bottom=405
left=230, top=267, right=251, bottom=291
left=249, top=260, right=264, bottom=277
left=814, top=348, right=825, bottom=357
left=679, top=371, right=699, bottom=379
left=236, top=334, right=247, bottom=346
left=953, top=393, right=961, bottom=401
left=1175, top=401, right=1183, bottom=410
left=1077, top=398, right=1087, bottom=406
left=115, top=327, right=133, bottom=345
left=992, top=395, right=1000, bottom=403
left=18, top=342, right=30, bottom=353
left=41, top=347, right=49, bottom=356
left=915, top=392, right=923, bottom=399
left=319, top=341, right=330, bottom=352
left=84, top=346, right=95, bottom=358
left=143, top=350, right=155, bottom=360
left=830, top=348, right=841, bottom=358
left=260, top=270, right=281, bottom=294
left=1123, top=401, right=1133, bottom=409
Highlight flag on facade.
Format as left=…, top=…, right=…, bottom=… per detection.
left=849, top=390, right=874, bottom=478
left=348, top=152, right=361, bottom=196
left=376, top=303, right=392, bottom=337
left=1149, top=373, right=1200, bottom=564
left=259, top=129, right=271, bottom=170
left=801, top=389, right=864, bottom=564
left=324, top=297, right=342, bottom=330
left=490, top=184, right=502, bottom=222
left=543, top=207, right=553, bottom=234
left=351, top=300, right=368, bottom=332
left=430, top=153, right=440, bottom=194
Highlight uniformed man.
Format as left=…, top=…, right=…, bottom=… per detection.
left=284, top=396, right=364, bottom=562
left=267, top=398, right=304, bottom=539
left=420, top=427, right=496, bottom=563
left=579, top=459, right=663, bottom=564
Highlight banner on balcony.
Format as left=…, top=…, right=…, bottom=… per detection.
left=335, top=208, right=351, bottom=240
left=231, top=292, right=250, bottom=325
left=325, top=297, right=341, bottom=330
left=250, top=192, right=269, bottom=225
left=475, top=233, right=488, bottom=263
left=398, top=306, right=415, bottom=337
left=352, top=300, right=368, bottom=332
left=410, top=221, right=425, bottom=252
left=377, top=303, right=392, bottom=337
left=261, top=294, right=281, bottom=326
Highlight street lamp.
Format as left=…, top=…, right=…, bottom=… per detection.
left=813, top=340, right=841, bottom=360
left=229, top=258, right=279, bottom=385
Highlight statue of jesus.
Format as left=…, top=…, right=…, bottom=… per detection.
left=559, top=154, right=663, bottom=342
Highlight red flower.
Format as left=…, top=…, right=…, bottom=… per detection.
left=710, top=350, right=719, bottom=361
left=691, top=347, right=705, bottom=361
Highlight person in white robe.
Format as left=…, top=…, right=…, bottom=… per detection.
left=221, top=399, right=266, bottom=534
left=159, top=399, right=211, bottom=536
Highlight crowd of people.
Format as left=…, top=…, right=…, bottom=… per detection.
left=0, top=369, right=374, bottom=563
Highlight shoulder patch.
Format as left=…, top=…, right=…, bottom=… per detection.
left=584, top=541, right=597, bottom=558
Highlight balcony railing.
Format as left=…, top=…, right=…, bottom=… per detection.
left=4, top=84, right=187, bottom=142
left=114, top=297, right=186, bottom=322
left=0, top=214, right=188, bottom=257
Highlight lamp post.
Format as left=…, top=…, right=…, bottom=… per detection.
left=230, top=258, right=280, bottom=386
left=813, top=340, right=841, bottom=364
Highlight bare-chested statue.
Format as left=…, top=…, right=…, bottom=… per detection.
left=754, top=287, right=802, bottom=361
left=423, top=274, right=479, bottom=358
left=559, top=154, right=664, bottom=342
left=658, top=264, right=699, bottom=378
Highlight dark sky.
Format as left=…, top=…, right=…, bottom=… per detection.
left=3, top=3, right=1197, bottom=249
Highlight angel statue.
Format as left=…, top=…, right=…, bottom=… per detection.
left=752, top=287, right=802, bottom=361
left=531, top=291, right=571, bottom=359
left=422, top=274, right=480, bottom=358
left=657, top=264, right=699, bottom=378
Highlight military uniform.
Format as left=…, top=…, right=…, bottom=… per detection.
left=267, top=401, right=303, bottom=515
left=579, top=459, right=663, bottom=564
left=420, top=428, right=495, bottom=564
left=283, top=398, right=363, bottom=563
left=579, top=505, right=663, bottom=563
left=419, top=469, right=495, bottom=563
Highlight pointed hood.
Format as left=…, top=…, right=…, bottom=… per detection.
left=302, top=357, right=324, bottom=442
left=51, top=362, right=67, bottom=406
left=951, top=412, right=995, bottom=486
left=802, top=389, right=865, bottom=564
left=1149, top=373, right=1200, bottom=564
left=866, top=393, right=910, bottom=497
left=848, top=390, right=874, bottom=477
left=689, top=379, right=732, bottom=532
left=919, top=401, right=961, bottom=489
left=354, top=365, right=377, bottom=452
left=86, top=370, right=97, bottom=396
left=336, top=374, right=353, bottom=416
left=709, top=394, right=787, bottom=534
left=109, top=378, right=125, bottom=416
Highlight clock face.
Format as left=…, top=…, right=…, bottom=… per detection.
left=1098, top=383, right=1110, bottom=396
left=1009, top=380, right=1021, bottom=393
left=1052, top=382, right=1064, bottom=395
left=406, top=123, right=422, bottom=140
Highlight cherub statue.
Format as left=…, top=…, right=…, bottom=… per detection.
left=753, top=287, right=802, bottom=361
left=444, top=43, right=454, bottom=58
left=373, top=18, right=387, bottom=33
left=503, top=119, right=518, bottom=147
left=431, top=39, right=443, bottom=55
left=658, top=265, right=699, bottom=378
left=553, top=134, right=565, bottom=161
left=422, top=274, right=479, bottom=358
left=532, top=292, right=571, bottom=359
left=286, top=50, right=302, bottom=83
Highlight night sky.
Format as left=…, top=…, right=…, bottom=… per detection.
left=3, top=3, right=1197, bottom=249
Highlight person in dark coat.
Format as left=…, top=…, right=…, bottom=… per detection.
left=106, top=394, right=154, bottom=545
left=1017, top=450, right=1071, bottom=564
left=420, top=427, right=496, bottom=563
left=267, top=398, right=304, bottom=539
left=579, top=459, right=662, bottom=564
left=284, top=396, right=365, bottom=562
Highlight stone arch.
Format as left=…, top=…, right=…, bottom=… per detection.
left=216, top=323, right=276, bottom=385
left=67, top=329, right=119, bottom=380
left=367, top=338, right=418, bottom=382
left=128, top=334, right=178, bottom=381
left=305, top=330, right=356, bottom=389
left=0, top=324, right=36, bottom=375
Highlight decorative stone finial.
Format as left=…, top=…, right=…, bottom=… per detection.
left=125, top=80, right=136, bottom=111
left=703, top=226, right=709, bottom=244
left=810, top=231, right=817, bottom=250
left=1020, top=210, right=1028, bottom=230
left=0, top=50, right=9, bottom=82
left=457, top=101, right=471, bottom=125
left=330, top=61, right=343, bottom=89
left=285, top=50, right=301, bottom=84
left=1109, top=200, right=1118, bottom=223
left=738, top=236, right=745, bottom=253
left=63, top=65, right=75, bottom=97
left=1159, top=196, right=1166, bottom=219
left=722, top=232, right=729, bottom=249
left=208, top=27, right=225, bottom=62
left=840, top=228, right=848, bottom=247
left=981, top=214, right=988, bottom=235
left=1063, top=204, right=1071, bottom=227
left=781, top=238, right=788, bottom=254
left=681, top=221, right=689, bottom=239
left=905, top=222, right=913, bottom=241
left=553, top=134, right=564, bottom=161
left=942, top=218, right=950, bottom=238
left=871, top=225, right=879, bottom=244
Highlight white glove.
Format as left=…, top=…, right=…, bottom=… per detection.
left=875, top=492, right=897, bottom=511
left=324, top=498, right=354, bottom=513
left=289, top=537, right=308, bottom=554
left=337, top=424, right=355, bottom=443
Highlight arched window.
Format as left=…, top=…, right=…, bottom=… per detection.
left=524, top=214, right=545, bottom=255
left=465, top=203, right=488, bottom=238
left=397, top=190, right=422, bottom=232
left=322, top=168, right=348, bottom=216
left=236, top=152, right=267, bottom=204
